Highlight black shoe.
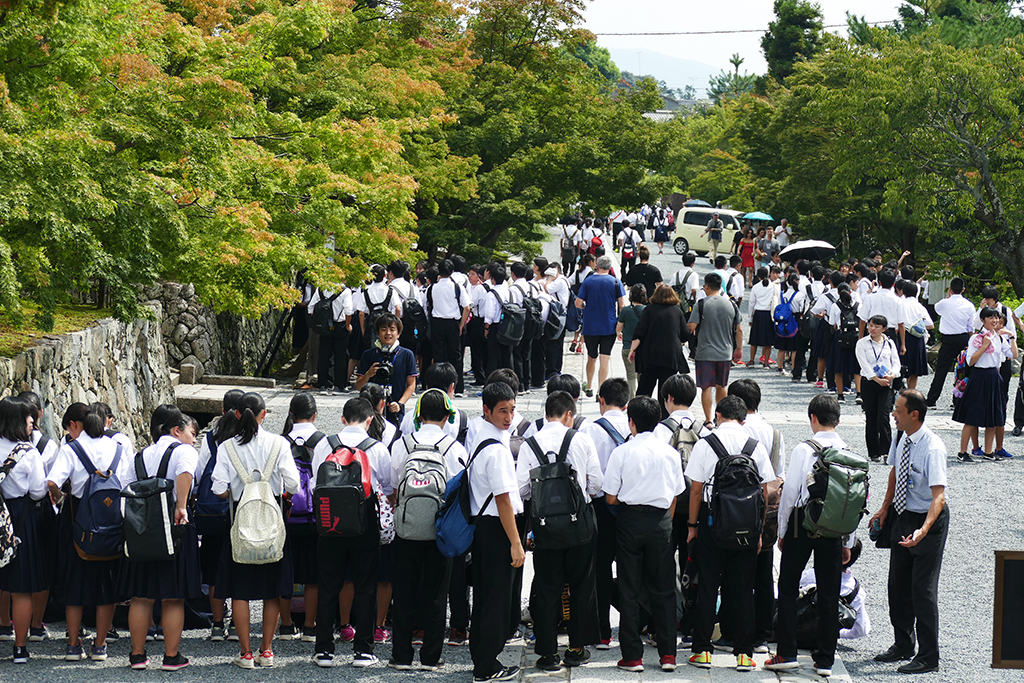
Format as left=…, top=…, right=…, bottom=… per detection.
left=874, top=645, right=915, bottom=662
left=956, top=451, right=975, bottom=463
left=474, top=665, right=520, bottom=682
left=535, top=655, right=561, bottom=672
left=13, top=645, right=28, bottom=664
left=836, top=393, right=846, bottom=403
left=897, top=659, right=938, bottom=674
left=161, top=653, right=190, bottom=671
left=1013, top=426, right=1023, bottom=437
left=562, top=647, right=591, bottom=667
left=791, top=377, right=802, bottom=383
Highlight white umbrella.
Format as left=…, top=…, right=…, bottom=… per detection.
left=780, top=240, right=836, bottom=262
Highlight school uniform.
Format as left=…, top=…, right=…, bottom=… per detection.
left=531, top=279, right=552, bottom=387
left=195, top=429, right=228, bottom=586
left=118, top=435, right=202, bottom=601
left=310, top=427, right=391, bottom=657
left=581, top=411, right=629, bottom=643
left=510, top=278, right=537, bottom=389
left=826, top=300, right=860, bottom=377
left=428, top=277, right=471, bottom=394
left=390, top=278, right=422, bottom=352
left=775, top=431, right=858, bottom=669
left=902, top=298, right=934, bottom=377
left=308, top=288, right=354, bottom=391
left=468, top=283, right=490, bottom=385
left=926, top=293, right=976, bottom=405
left=0, top=439, right=47, bottom=594
left=684, top=424, right=775, bottom=659
left=792, top=278, right=824, bottom=382
left=284, top=423, right=325, bottom=586
left=953, top=331, right=1008, bottom=428
left=748, top=281, right=777, bottom=349
left=389, top=426, right=467, bottom=666
left=517, top=422, right=603, bottom=657
left=47, top=433, right=129, bottom=606
left=545, top=276, right=571, bottom=377
left=617, top=227, right=643, bottom=275
left=603, top=431, right=686, bottom=663
left=974, top=303, right=1016, bottom=408
left=560, top=225, right=581, bottom=276
left=468, top=421, right=524, bottom=680
left=483, top=283, right=515, bottom=376
left=809, top=289, right=838, bottom=368
left=28, top=430, right=60, bottom=591
left=857, top=335, right=901, bottom=458
left=358, top=282, right=400, bottom=349
left=774, top=288, right=805, bottom=351
left=211, top=428, right=299, bottom=601
left=466, top=411, right=529, bottom=457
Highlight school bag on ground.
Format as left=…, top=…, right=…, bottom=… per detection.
left=68, top=440, right=126, bottom=561
left=121, top=444, right=180, bottom=562
left=0, top=444, right=31, bottom=567
left=783, top=579, right=860, bottom=649
left=773, top=291, right=799, bottom=339
left=435, top=439, right=496, bottom=558
left=194, top=431, right=230, bottom=536
left=801, top=439, right=869, bottom=539
left=314, top=436, right=376, bottom=538
left=223, top=438, right=286, bottom=565
left=837, top=302, right=860, bottom=349
left=285, top=431, right=326, bottom=532
left=704, top=433, right=764, bottom=549
left=799, top=286, right=819, bottom=339
left=395, top=435, right=454, bottom=541
left=311, top=290, right=342, bottom=336
left=525, top=430, right=595, bottom=549
left=491, top=290, right=526, bottom=346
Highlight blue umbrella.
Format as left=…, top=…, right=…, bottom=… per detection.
left=743, top=211, right=774, bottom=221
left=683, top=199, right=712, bottom=207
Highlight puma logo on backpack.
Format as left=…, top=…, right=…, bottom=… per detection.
left=314, top=436, right=376, bottom=538
left=395, top=434, right=454, bottom=541
left=224, top=438, right=286, bottom=565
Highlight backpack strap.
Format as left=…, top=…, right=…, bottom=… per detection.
left=525, top=436, right=546, bottom=465
left=457, top=411, right=468, bottom=445
left=156, top=443, right=177, bottom=479
left=535, top=417, right=544, bottom=432
left=356, top=437, right=377, bottom=454
left=740, top=438, right=758, bottom=457
left=842, top=577, right=860, bottom=605
left=556, top=428, right=576, bottom=463
left=305, top=431, right=327, bottom=453
left=596, top=417, right=626, bottom=446
left=35, top=435, right=51, bottom=457
left=222, top=440, right=252, bottom=486
left=515, top=418, right=531, bottom=438
left=0, top=443, right=31, bottom=485
left=704, top=432, right=729, bottom=461
left=326, top=434, right=342, bottom=454
left=68, top=439, right=98, bottom=474
left=573, top=414, right=585, bottom=429
left=469, top=438, right=500, bottom=468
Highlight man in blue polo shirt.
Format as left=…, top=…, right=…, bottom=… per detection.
left=575, top=255, right=626, bottom=397
left=355, top=312, right=418, bottom=427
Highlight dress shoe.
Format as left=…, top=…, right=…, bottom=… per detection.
left=874, top=645, right=915, bottom=662
left=897, top=659, right=938, bottom=674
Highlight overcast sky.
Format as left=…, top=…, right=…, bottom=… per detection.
left=583, top=0, right=906, bottom=75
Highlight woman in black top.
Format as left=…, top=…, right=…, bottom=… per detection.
left=623, top=245, right=663, bottom=298
left=629, top=284, right=692, bottom=404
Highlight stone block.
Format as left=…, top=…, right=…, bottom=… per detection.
left=185, top=325, right=204, bottom=342
left=179, top=312, right=197, bottom=329
left=162, top=282, right=182, bottom=300
left=179, top=363, right=198, bottom=384
left=193, top=338, right=211, bottom=363
left=180, top=355, right=205, bottom=381
left=180, top=283, right=195, bottom=300
left=171, top=324, right=189, bottom=346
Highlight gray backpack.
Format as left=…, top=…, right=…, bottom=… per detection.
left=395, top=435, right=455, bottom=541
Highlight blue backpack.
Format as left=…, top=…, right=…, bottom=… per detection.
left=195, top=432, right=230, bottom=536
left=435, top=439, right=496, bottom=558
left=773, top=291, right=799, bottom=338
left=565, top=289, right=583, bottom=333
left=68, top=440, right=125, bottom=561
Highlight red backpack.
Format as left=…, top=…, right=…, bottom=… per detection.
left=588, top=235, right=603, bottom=255
left=314, top=436, right=376, bottom=537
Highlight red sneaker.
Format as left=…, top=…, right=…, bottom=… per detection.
left=660, top=655, right=676, bottom=671
left=617, top=659, right=644, bottom=672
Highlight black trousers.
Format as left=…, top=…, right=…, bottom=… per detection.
left=467, top=318, right=487, bottom=384
left=546, top=330, right=566, bottom=378
left=889, top=506, right=948, bottom=667
left=531, top=338, right=547, bottom=387
left=637, top=364, right=678, bottom=402
left=719, top=544, right=774, bottom=644
left=509, top=512, right=528, bottom=636
left=792, top=326, right=814, bottom=381
left=621, top=255, right=636, bottom=276
left=999, top=358, right=1012, bottom=412
left=531, top=537, right=600, bottom=656
left=392, top=537, right=451, bottom=666
left=513, top=336, right=532, bottom=391
left=926, top=332, right=969, bottom=405
left=616, top=505, right=676, bottom=662
left=470, top=517, right=514, bottom=678
left=448, top=553, right=470, bottom=631
left=862, top=379, right=895, bottom=458
left=486, top=331, right=513, bottom=377
left=1013, top=362, right=1024, bottom=429
left=775, top=509, right=842, bottom=667
left=315, top=516, right=379, bottom=655
left=431, top=318, right=465, bottom=394
left=317, top=330, right=350, bottom=390
left=612, top=222, right=623, bottom=245
left=693, top=517, right=758, bottom=657
left=884, top=328, right=905, bottom=392
left=594, top=499, right=618, bottom=641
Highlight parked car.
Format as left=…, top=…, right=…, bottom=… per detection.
left=672, top=208, right=744, bottom=255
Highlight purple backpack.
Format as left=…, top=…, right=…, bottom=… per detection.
left=286, top=432, right=326, bottom=527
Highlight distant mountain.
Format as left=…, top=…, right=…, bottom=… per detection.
left=606, top=47, right=719, bottom=97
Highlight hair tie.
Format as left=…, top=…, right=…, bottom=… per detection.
left=234, top=409, right=242, bottom=419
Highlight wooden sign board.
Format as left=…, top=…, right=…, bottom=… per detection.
left=993, top=550, right=1024, bottom=669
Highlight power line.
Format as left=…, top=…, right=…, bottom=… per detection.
left=593, top=20, right=895, bottom=36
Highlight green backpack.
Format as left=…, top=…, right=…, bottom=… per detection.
left=801, top=440, right=869, bottom=539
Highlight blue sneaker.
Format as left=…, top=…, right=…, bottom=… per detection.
left=997, top=448, right=1014, bottom=459
left=90, top=644, right=107, bottom=661
left=65, top=644, right=86, bottom=661
left=971, top=447, right=984, bottom=458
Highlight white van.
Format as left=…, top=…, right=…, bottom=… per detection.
left=671, top=208, right=744, bottom=256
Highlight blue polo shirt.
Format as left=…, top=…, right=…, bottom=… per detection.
left=578, top=274, right=625, bottom=337
left=358, top=345, right=418, bottom=398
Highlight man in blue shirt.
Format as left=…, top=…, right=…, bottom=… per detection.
left=356, top=313, right=418, bottom=427
left=575, top=255, right=626, bottom=397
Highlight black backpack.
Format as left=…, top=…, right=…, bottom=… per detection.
left=121, top=444, right=180, bottom=562
left=491, top=289, right=526, bottom=346
left=400, top=286, right=428, bottom=341
left=524, top=430, right=595, bottom=549
left=311, top=290, right=342, bottom=336
left=799, top=285, right=819, bottom=339
left=516, top=282, right=545, bottom=341
left=314, top=436, right=377, bottom=537
left=544, top=299, right=567, bottom=340
left=364, top=287, right=394, bottom=340
left=837, top=302, right=860, bottom=349
left=705, top=433, right=765, bottom=549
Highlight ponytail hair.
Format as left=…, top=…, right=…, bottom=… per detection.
left=359, top=383, right=387, bottom=442
left=283, top=392, right=317, bottom=436
left=150, top=404, right=188, bottom=441
left=212, top=389, right=244, bottom=444
left=838, top=283, right=852, bottom=306
left=235, top=392, right=265, bottom=445
left=756, top=267, right=768, bottom=287
left=82, top=405, right=107, bottom=439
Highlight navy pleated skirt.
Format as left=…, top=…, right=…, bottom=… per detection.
left=749, top=310, right=775, bottom=348
left=826, top=336, right=860, bottom=376
left=0, top=496, right=48, bottom=594
left=286, top=523, right=318, bottom=585
left=215, top=534, right=294, bottom=601
left=54, top=498, right=122, bottom=606
left=809, top=319, right=834, bottom=360
left=903, top=334, right=929, bottom=377
left=775, top=330, right=798, bottom=351
left=118, top=523, right=202, bottom=601
left=953, top=365, right=1004, bottom=427
left=199, top=531, right=226, bottom=587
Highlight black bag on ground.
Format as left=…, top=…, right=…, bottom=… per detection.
left=525, top=429, right=595, bottom=549
left=705, top=433, right=764, bottom=550
left=121, top=444, right=181, bottom=562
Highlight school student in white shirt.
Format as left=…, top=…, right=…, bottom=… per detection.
left=468, top=383, right=524, bottom=683
left=603, top=396, right=685, bottom=672
left=483, top=264, right=515, bottom=377
left=747, top=268, right=777, bottom=368
left=900, top=281, right=934, bottom=390
left=516, top=392, right=603, bottom=670
left=427, top=259, right=472, bottom=396
left=856, top=316, right=901, bottom=461
left=954, top=307, right=1017, bottom=460
left=308, top=287, right=354, bottom=393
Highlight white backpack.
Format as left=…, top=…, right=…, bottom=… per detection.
left=224, top=438, right=286, bottom=565
left=395, top=435, right=453, bottom=541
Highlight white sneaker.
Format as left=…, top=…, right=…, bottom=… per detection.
left=353, top=653, right=379, bottom=668
left=256, top=650, right=274, bottom=667
left=234, top=653, right=255, bottom=669
left=314, top=652, right=334, bottom=668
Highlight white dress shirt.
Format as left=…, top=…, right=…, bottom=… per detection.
left=777, top=430, right=849, bottom=540
left=357, top=281, right=400, bottom=315
left=467, top=420, right=523, bottom=517
left=482, top=283, right=511, bottom=324
left=48, top=433, right=131, bottom=498
left=428, top=277, right=470, bottom=320
left=212, top=428, right=300, bottom=501
left=856, top=335, right=900, bottom=379
left=0, top=438, right=46, bottom=500
left=546, top=276, right=570, bottom=308
left=887, top=426, right=947, bottom=514
left=516, top=422, right=603, bottom=502
left=858, top=288, right=906, bottom=329
left=602, top=432, right=685, bottom=509
left=967, top=331, right=1008, bottom=369
left=653, top=410, right=704, bottom=445
left=973, top=303, right=1016, bottom=339
left=390, top=424, right=467, bottom=488
left=399, top=407, right=466, bottom=441
left=749, top=281, right=776, bottom=312
left=810, top=289, right=838, bottom=317
left=121, top=435, right=199, bottom=503
left=31, top=429, right=60, bottom=470
left=670, top=268, right=700, bottom=302
left=743, top=412, right=785, bottom=478
left=308, top=288, right=355, bottom=320
left=312, top=425, right=393, bottom=495
left=582, top=410, right=630, bottom=472
left=684, top=423, right=775, bottom=502
left=933, top=293, right=975, bottom=335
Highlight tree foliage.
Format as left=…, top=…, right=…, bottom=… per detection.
left=761, top=0, right=824, bottom=83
